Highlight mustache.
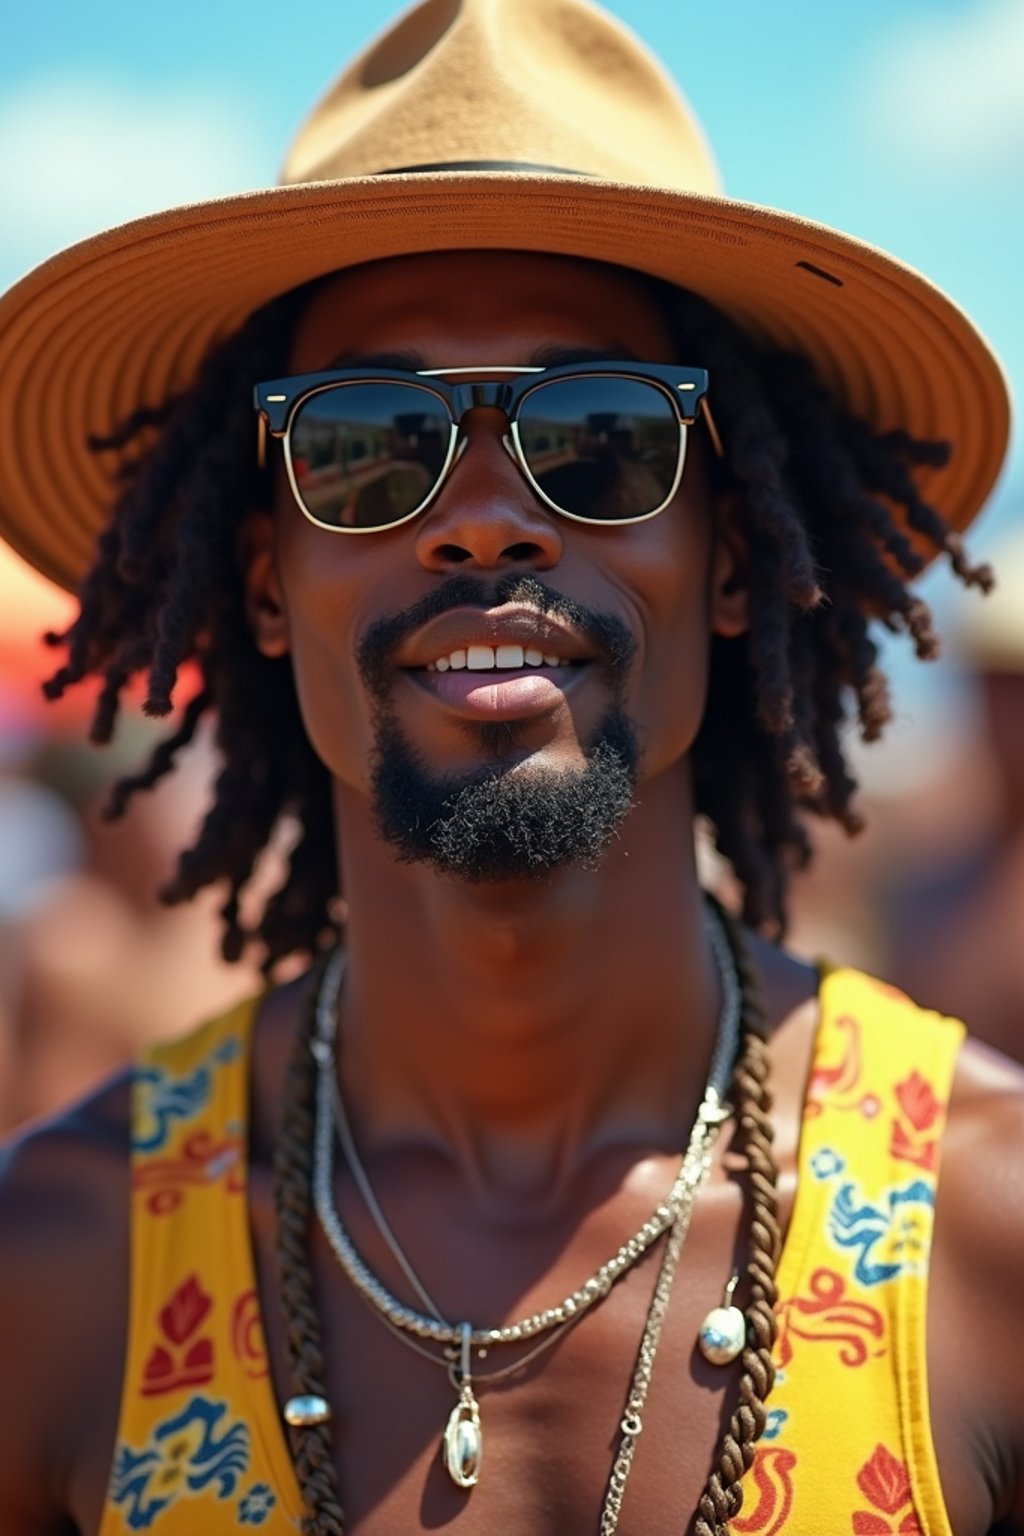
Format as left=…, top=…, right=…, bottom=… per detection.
left=357, top=573, right=636, bottom=697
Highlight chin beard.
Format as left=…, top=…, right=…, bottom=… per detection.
left=369, top=706, right=640, bottom=882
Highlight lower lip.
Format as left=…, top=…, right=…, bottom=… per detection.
left=403, top=665, right=588, bottom=719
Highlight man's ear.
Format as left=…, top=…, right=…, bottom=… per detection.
left=709, top=490, right=751, bottom=639
left=240, top=513, right=290, bottom=658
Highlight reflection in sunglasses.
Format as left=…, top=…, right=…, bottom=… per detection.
left=263, top=365, right=704, bottom=530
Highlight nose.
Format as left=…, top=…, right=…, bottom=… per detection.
left=414, top=408, right=564, bottom=574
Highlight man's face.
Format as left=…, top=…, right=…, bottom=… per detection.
left=250, top=250, right=744, bottom=878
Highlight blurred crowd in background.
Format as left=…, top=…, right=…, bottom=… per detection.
left=0, top=544, right=264, bottom=1129
left=0, top=515, right=1022, bottom=1134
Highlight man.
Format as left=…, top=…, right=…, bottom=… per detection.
left=0, top=3, right=1021, bottom=1534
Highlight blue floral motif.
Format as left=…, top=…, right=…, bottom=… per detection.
left=133, top=1035, right=241, bottom=1153
left=110, top=1443, right=175, bottom=1532
left=828, top=1177, right=934, bottom=1286
left=762, top=1408, right=789, bottom=1441
left=809, top=1146, right=845, bottom=1181
left=239, top=1483, right=277, bottom=1525
left=109, top=1396, right=250, bottom=1529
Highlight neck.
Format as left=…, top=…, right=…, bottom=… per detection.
left=331, top=768, right=722, bottom=1202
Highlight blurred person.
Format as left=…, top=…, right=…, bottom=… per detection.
left=0, top=4, right=1021, bottom=1536
left=0, top=725, right=266, bottom=1130
left=883, top=526, right=1024, bottom=1058
left=0, top=544, right=260, bottom=1129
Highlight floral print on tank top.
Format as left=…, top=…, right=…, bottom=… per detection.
left=100, top=970, right=963, bottom=1534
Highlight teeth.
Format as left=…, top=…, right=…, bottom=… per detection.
left=427, top=645, right=570, bottom=671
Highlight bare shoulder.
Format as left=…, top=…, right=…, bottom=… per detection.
left=0, top=1072, right=132, bottom=1533
left=930, top=1034, right=1024, bottom=1532
left=940, top=1033, right=1024, bottom=1267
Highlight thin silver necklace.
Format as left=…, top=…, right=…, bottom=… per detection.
left=308, top=900, right=740, bottom=1510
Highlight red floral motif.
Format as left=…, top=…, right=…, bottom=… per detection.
left=894, top=1072, right=940, bottom=1133
left=808, top=1013, right=862, bottom=1109
left=806, top=1012, right=885, bottom=1120
left=732, top=1447, right=796, bottom=1534
left=161, top=1273, right=212, bottom=1343
left=776, top=1268, right=885, bottom=1369
left=141, top=1275, right=215, bottom=1396
left=851, top=1444, right=922, bottom=1533
left=806, top=1013, right=882, bottom=1120
left=232, top=1289, right=269, bottom=1379
left=889, top=1072, right=943, bottom=1171
left=132, top=1129, right=245, bottom=1216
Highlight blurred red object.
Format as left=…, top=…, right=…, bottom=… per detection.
left=0, top=539, right=85, bottom=735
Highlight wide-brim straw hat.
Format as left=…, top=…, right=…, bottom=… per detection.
left=0, top=0, right=1011, bottom=594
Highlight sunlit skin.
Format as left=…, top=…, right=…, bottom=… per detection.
left=0, top=251, right=1022, bottom=1536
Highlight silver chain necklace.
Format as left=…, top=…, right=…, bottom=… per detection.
left=307, top=900, right=741, bottom=1522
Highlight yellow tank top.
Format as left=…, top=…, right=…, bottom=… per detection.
left=99, top=968, right=963, bottom=1534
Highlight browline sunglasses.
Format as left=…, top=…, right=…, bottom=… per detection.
left=254, top=361, right=724, bottom=534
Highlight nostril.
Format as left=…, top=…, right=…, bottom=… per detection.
left=436, top=543, right=473, bottom=563
left=505, top=541, right=545, bottom=562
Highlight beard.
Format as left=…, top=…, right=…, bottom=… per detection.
left=358, top=573, right=640, bottom=882
left=369, top=704, right=639, bottom=882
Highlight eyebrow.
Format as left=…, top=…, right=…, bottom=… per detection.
left=326, top=349, right=425, bottom=370
left=529, top=344, right=642, bottom=368
left=324, top=343, right=643, bottom=371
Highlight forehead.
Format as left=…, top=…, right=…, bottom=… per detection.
left=288, top=249, right=676, bottom=371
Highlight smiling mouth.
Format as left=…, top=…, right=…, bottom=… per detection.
left=385, top=601, right=605, bottom=722
left=424, top=644, right=576, bottom=673
left=403, top=652, right=590, bottom=723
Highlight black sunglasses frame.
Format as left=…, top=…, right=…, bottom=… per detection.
left=254, top=361, right=720, bottom=533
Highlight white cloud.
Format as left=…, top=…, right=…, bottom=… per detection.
left=0, top=73, right=272, bottom=288
left=857, top=0, right=1024, bottom=178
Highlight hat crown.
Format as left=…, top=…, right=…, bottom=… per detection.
left=281, top=0, right=722, bottom=193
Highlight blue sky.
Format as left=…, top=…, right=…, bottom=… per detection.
left=1, top=0, right=1021, bottom=772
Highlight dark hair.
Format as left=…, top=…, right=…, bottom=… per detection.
left=42, top=266, right=992, bottom=970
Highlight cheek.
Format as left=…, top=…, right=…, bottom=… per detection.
left=272, top=517, right=380, bottom=792
left=615, top=505, right=715, bottom=778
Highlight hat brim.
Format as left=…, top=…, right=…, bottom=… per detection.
left=0, top=170, right=1011, bottom=593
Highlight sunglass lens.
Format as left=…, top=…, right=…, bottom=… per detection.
left=289, top=384, right=451, bottom=529
left=516, top=376, right=682, bottom=521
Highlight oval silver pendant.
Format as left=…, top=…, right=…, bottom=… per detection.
left=698, top=1304, right=746, bottom=1366
left=442, top=1393, right=483, bottom=1489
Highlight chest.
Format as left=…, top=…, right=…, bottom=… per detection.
left=279, top=1250, right=739, bottom=1534
left=250, top=1166, right=749, bottom=1536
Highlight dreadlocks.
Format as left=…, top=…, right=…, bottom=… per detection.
left=41, top=272, right=993, bottom=970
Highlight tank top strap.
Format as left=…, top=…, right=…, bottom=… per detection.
left=736, top=968, right=965, bottom=1536
left=99, top=996, right=303, bottom=1534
